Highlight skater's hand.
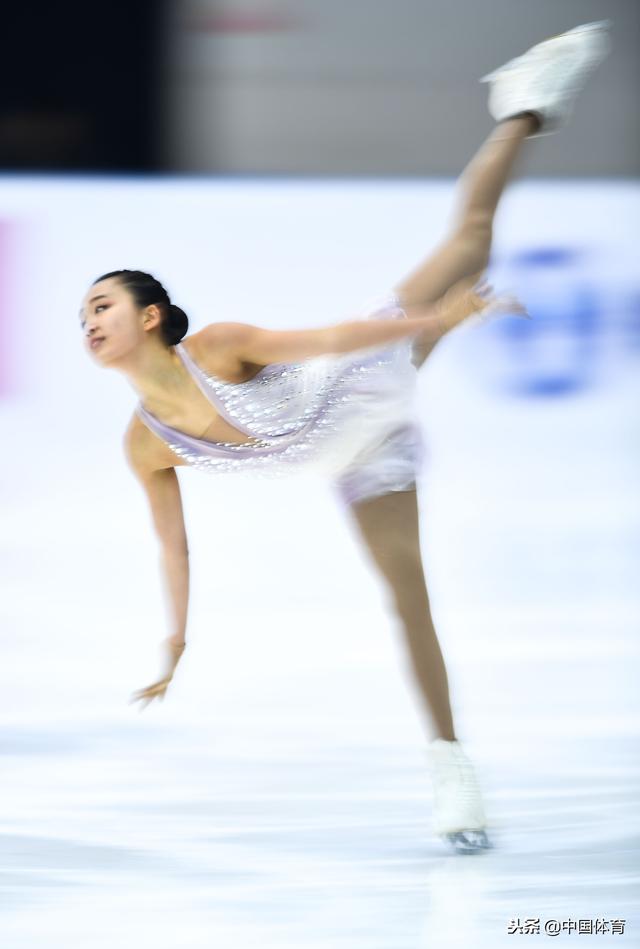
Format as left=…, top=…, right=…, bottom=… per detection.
left=468, top=276, right=530, bottom=326
left=435, top=272, right=530, bottom=332
left=129, top=639, right=186, bottom=711
left=130, top=675, right=173, bottom=710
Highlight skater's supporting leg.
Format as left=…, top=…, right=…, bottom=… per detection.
left=348, top=486, right=456, bottom=742
left=395, top=114, right=537, bottom=366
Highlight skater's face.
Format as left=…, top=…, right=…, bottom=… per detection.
left=80, top=277, right=161, bottom=365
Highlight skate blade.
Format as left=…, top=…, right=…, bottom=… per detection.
left=444, top=829, right=493, bottom=854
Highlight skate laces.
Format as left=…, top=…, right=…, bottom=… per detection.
left=432, top=744, right=482, bottom=805
left=428, top=740, right=487, bottom=833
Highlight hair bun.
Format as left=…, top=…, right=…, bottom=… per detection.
left=91, top=271, right=189, bottom=348
left=164, top=303, right=189, bottom=346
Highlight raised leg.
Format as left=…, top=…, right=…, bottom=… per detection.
left=347, top=486, right=457, bottom=742
left=396, top=114, right=538, bottom=366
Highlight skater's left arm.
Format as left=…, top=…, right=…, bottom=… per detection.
left=219, top=310, right=442, bottom=364
left=204, top=277, right=494, bottom=366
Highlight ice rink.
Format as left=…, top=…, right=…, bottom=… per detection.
left=1, top=179, right=639, bottom=947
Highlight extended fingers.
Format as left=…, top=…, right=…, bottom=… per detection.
left=474, top=278, right=493, bottom=298
left=131, top=693, right=161, bottom=712
left=129, top=681, right=169, bottom=709
left=478, top=294, right=532, bottom=322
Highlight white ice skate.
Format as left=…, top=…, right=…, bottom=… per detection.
left=480, top=20, right=611, bottom=136
left=427, top=738, right=492, bottom=855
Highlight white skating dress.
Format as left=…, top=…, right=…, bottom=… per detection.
left=135, top=295, right=425, bottom=505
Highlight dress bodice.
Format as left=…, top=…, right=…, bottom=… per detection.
left=134, top=296, right=419, bottom=480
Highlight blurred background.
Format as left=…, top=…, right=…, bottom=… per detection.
left=1, top=3, right=639, bottom=949
left=1, top=0, right=639, bottom=175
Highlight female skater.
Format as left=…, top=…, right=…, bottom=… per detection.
left=80, top=23, right=609, bottom=854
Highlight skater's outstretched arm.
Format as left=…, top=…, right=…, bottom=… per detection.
left=200, top=275, right=497, bottom=367
left=206, top=309, right=439, bottom=363
left=124, top=431, right=190, bottom=709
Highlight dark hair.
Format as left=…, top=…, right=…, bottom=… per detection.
left=92, top=269, right=189, bottom=346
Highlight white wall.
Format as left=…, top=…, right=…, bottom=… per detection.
left=166, top=0, right=640, bottom=175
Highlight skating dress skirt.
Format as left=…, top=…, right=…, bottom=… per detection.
left=135, top=295, right=425, bottom=506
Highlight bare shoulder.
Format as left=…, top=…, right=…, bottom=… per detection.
left=124, top=413, right=185, bottom=476
left=184, top=323, right=264, bottom=380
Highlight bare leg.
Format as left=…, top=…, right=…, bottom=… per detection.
left=396, top=114, right=538, bottom=366
left=347, top=486, right=456, bottom=742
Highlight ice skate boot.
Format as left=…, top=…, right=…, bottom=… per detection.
left=427, top=738, right=493, bottom=855
left=480, top=21, right=611, bottom=136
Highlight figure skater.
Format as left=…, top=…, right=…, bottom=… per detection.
left=80, top=23, right=609, bottom=854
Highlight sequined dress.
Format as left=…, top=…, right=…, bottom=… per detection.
left=135, top=295, right=425, bottom=505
